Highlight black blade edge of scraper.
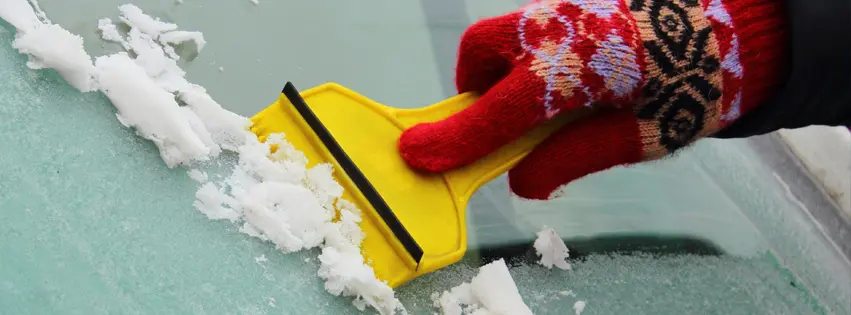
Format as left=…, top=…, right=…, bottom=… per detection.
left=281, top=82, right=424, bottom=266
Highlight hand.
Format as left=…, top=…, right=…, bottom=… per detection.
left=398, top=0, right=787, bottom=200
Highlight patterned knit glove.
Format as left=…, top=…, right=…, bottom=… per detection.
left=398, top=0, right=787, bottom=200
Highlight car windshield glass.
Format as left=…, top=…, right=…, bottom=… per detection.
left=1, top=1, right=849, bottom=314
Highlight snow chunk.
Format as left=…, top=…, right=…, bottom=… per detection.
left=432, top=259, right=533, bottom=315
left=117, top=3, right=177, bottom=36
left=97, top=18, right=124, bottom=44
left=12, top=23, right=97, bottom=92
left=0, top=0, right=41, bottom=31
left=305, top=163, right=345, bottom=208
left=238, top=182, right=331, bottom=252
left=115, top=4, right=204, bottom=60
left=574, top=300, right=586, bottom=314
left=125, top=28, right=188, bottom=91
left=94, top=53, right=211, bottom=167
left=93, top=8, right=250, bottom=163
left=534, top=226, right=572, bottom=270
left=159, top=30, right=206, bottom=53
left=318, top=244, right=399, bottom=314
left=177, top=85, right=252, bottom=152
left=194, top=182, right=239, bottom=221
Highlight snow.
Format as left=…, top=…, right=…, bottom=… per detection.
left=11, top=23, right=97, bottom=92
left=432, top=259, right=534, bottom=315
left=534, top=227, right=572, bottom=270
left=95, top=52, right=212, bottom=167
left=158, top=30, right=207, bottom=53
left=777, top=126, right=851, bottom=214
left=26, top=0, right=49, bottom=24
left=0, top=0, right=41, bottom=31
left=194, top=182, right=240, bottom=221
left=97, top=18, right=125, bottom=44
left=573, top=301, right=586, bottom=314
left=116, top=4, right=177, bottom=37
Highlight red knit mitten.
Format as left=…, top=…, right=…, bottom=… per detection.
left=398, top=0, right=787, bottom=200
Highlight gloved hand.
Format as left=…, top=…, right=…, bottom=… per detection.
left=398, top=0, right=787, bottom=200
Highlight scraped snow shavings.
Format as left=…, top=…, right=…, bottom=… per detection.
left=431, top=259, right=534, bottom=315
left=114, top=4, right=205, bottom=60
left=12, top=23, right=97, bottom=92
left=116, top=4, right=176, bottom=38
left=97, top=18, right=126, bottom=46
left=94, top=5, right=250, bottom=166
left=534, top=227, right=572, bottom=270
left=96, top=52, right=212, bottom=167
left=194, top=182, right=240, bottom=221
left=159, top=30, right=206, bottom=52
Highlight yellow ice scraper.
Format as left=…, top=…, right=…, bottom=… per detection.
left=249, top=82, right=584, bottom=288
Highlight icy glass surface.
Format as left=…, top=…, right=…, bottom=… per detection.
left=2, top=1, right=849, bottom=314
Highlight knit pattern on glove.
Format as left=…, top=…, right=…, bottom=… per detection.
left=399, top=0, right=787, bottom=199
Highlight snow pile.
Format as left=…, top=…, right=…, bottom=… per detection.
left=0, top=0, right=42, bottom=31
left=777, top=126, right=851, bottom=214
left=95, top=4, right=249, bottom=167
left=2, top=0, right=92, bottom=91
left=431, top=259, right=534, bottom=315
left=108, top=4, right=206, bottom=61
left=187, top=135, right=400, bottom=313
left=95, top=53, right=214, bottom=166
left=533, top=227, right=572, bottom=270
left=11, top=23, right=97, bottom=92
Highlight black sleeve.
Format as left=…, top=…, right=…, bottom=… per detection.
left=710, top=0, right=851, bottom=139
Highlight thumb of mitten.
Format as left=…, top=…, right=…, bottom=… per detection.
left=399, top=69, right=549, bottom=172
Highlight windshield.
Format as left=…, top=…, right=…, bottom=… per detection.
left=1, top=1, right=849, bottom=314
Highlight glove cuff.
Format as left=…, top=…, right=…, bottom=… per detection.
left=713, top=0, right=789, bottom=124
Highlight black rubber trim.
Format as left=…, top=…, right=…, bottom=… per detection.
left=281, top=82, right=424, bottom=265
